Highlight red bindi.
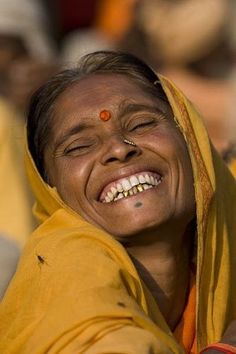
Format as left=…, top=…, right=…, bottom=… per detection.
left=99, top=110, right=111, bottom=121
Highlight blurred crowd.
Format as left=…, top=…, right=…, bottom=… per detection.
left=0, top=0, right=236, bottom=297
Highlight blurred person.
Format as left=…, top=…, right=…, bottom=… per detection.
left=95, top=0, right=137, bottom=43
left=118, top=0, right=236, bottom=174
left=44, top=0, right=109, bottom=66
left=0, top=0, right=58, bottom=297
left=60, top=0, right=137, bottom=66
left=61, top=28, right=113, bottom=67
left=46, top=0, right=98, bottom=40
left=0, top=0, right=58, bottom=113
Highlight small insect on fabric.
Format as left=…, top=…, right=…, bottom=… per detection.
left=36, top=254, right=48, bottom=267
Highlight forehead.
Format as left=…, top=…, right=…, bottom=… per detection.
left=53, top=74, right=168, bottom=118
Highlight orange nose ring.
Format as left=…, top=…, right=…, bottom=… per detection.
left=99, top=110, right=111, bottom=121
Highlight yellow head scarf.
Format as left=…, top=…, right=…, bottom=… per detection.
left=0, top=76, right=235, bottom=354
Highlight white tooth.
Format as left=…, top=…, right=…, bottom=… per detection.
left=129, top=175, right=139, bottom=187
left=129, top=189, right=134, bottom=196
left=117, top=193, right=124, bottom=200
left=108, top=191, right=114, bottom=200
left=111, top=186, right=117, bottom=196
left=150, top=176, right=155, bottom=185
left=123, top=191, right=129, bottom=197
left=145, top=174, right=151, bottom=184
left=121, top=179, right=131, bottom=191
left=116, top=183, right=123, bottom=192
left=154, top=178, right=159, bottom=186
left=138, top=175, right=146, bottom=184
left=105, top=195, right=111, bottom=203
left=143, top=183, right=149, bottom=190
left=133, top=186, right=138, bottom=194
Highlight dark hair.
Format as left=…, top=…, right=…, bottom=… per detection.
left=27, top=51, right=167, bottom=179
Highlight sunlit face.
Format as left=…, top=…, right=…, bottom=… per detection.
left=44, top=74, right=195, bottom=240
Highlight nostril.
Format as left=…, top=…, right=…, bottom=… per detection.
left=106, top=156, right=119, bottom=163
left=126, top=150, right=137, bottom=159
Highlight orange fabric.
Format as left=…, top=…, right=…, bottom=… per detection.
left=174, top=276, right=196, bottom=354
left=200, top=343, right=236, bottom=353
left=95, top=0, right=136, bottom=41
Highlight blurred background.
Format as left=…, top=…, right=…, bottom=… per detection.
left=0, top=0, right=236, bottom=298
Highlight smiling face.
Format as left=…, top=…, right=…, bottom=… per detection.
left=44, top=74, right=195, bottom=240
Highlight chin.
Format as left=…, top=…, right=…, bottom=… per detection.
left=105, top=214, right=171, bottom=240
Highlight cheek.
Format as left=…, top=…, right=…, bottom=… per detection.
left=50, top=159, right=87, bottom=204
left=143, top=128, right=194, bottom=192
left=142, top=127, right=187, bottom=161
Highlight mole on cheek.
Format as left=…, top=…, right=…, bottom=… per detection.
left=134, top=202, right=143, bottom=208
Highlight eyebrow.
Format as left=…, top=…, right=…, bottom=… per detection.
left=54, top=121, right=92, bottom=150
left=117, top=101, right=167, bottom=121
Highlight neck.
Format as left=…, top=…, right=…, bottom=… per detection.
left=125, top=222, right=194, bottom=330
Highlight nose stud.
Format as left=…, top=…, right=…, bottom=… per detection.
left=123, top=138, right=136, bottom=147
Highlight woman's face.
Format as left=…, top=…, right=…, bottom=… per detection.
left=44, top=74, right=195, bottom=239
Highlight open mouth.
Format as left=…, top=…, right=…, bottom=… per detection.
left=100, top=172, right=163, bottom=203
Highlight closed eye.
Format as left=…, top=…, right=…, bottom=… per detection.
left=131, top=121, right=155, bottom=130
left=128, top=118, right=159, bottom=132
left=65, top=144, right=92, bottom=155
left=63, top=137, right=97, bottom=156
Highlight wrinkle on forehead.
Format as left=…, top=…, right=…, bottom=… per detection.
left=116, top=99, right=169, bottom=121
left=50, top=74, right=173, bottom=140
left=53, top=73, right=167, bottom=110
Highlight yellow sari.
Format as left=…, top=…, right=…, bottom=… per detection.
left=0, top=77, right=235, bottom=353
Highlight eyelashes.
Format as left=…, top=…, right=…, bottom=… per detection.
left=53, top=143, right=93, bottom=158
left=65, top=144, right=92, bottom=155
left=129, top=120, right=155, bottom=132
left=127, top=115, right=165, bottom=133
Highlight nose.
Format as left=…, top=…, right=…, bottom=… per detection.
left=101, top=135, right=141, bottom=165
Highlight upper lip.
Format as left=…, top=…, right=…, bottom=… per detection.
left=96, top=165, right=163, bottom=202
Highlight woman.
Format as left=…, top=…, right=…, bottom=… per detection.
left=0, top=51, right=235, bottom=353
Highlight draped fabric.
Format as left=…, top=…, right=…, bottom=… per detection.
left=0, top=76, right=235, bottom=353
left=0, top=98, right=34, bottom=247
